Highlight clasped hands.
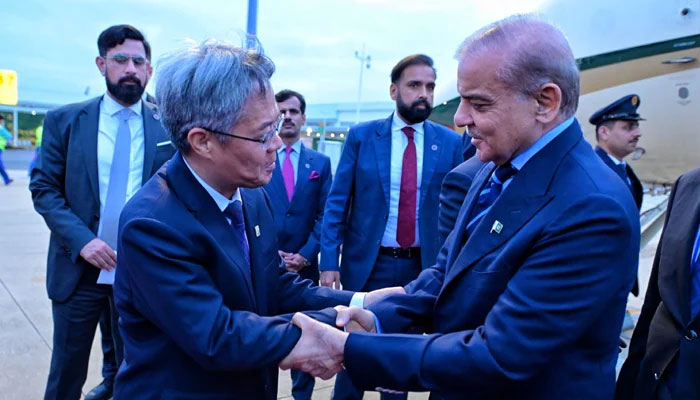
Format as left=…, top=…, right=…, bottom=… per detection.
left=279, top=286, right=404, bottom=380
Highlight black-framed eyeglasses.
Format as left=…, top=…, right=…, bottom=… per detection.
left=106, top=54, right=149, bottom=67
left=204, top=117, right=282, bottom=150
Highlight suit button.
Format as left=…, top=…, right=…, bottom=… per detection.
left=654, top=372, right=660, bottom=380
left=685, top=329, right=697, bottom=341
left=286, top=212, right=291, bottom=216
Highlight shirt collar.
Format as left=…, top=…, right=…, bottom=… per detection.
left=278, top=138, right=302, bottom=155
left=392, top=111, right=424, bottom=136
left=606, top=152, right=625, bottom=166
left=511, top=116, right=575, bottom=172
left=102, top=92, right=142, bottom=117
left=182, top=155, right=242, bottom=212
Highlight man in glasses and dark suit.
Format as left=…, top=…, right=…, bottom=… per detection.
left=30, top=24, right=175, bottom=400
left=111, top=39, right=369, bottom=399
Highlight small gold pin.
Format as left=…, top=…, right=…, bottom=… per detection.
left=490, top=220, right=503, bottom=234
left=254, top=225, right=261, bottom=237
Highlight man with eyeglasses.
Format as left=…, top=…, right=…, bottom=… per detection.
left=30, top=24, right=174, bottom=400
left=110, top=39, right=379, bottom=399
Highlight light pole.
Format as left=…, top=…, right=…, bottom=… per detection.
left=246, top=0, right=258, bottom=48
left=354, top=44, right=371, bottom=124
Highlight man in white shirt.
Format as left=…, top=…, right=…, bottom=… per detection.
left=30, top=24, right=174, bottom=400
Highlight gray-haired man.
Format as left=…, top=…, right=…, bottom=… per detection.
left=111, top=39, right=370, bottom=399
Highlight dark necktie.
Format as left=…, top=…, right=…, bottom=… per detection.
left=100, top=108, right=133, bottom=249
left=223, top=200, right=250, bottom=266
left=618, top=163, right=631, bottom=186
left=465, top=163, right=517, bottom=237
left=282, top=146, right=295, bottom=202
left=690, top=226, right=700, bottom=319
left=397, top=126, right=417, bottom=249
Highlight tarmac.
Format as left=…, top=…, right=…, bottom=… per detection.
left=0, top=148, right=658, bottom=399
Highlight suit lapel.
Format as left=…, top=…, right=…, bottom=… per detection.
left=419, top=122, right=441, bottom=208
left=79, top=96, right=102, bottom=204
left=167, top=154, right=257, bottom=307
left=291, top=145, right=311, bottom=206
left=141, top=102, right=160, bottom=183
left=658, top=175, right=700, bottom=325
left=373, top=115, right=393, bottom=208
left=442, top=120, right=582, bottom=288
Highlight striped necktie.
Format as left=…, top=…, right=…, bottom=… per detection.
left=223, top=200, right=250, bottom=267
left=465, top=163, right=517, bottom=237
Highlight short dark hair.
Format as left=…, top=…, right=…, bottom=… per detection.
left=595, top=120, right=616, bottom=141
left=275, top=89, right=306, bottom=114
left=97, top=24, right=151, bottom=61
left=390, top=54, right=435, bottom=83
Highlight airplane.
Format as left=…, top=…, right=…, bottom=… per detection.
left=430, top=0, right=700, bottom=185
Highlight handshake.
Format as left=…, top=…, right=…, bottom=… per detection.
left=279, top=286, right=404, bottom=380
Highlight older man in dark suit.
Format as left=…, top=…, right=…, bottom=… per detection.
left=30, top=25, right=175, bottom=400
left=282, top=16, right=640, bottom=400
left=616, top=167, right=700, bottom=400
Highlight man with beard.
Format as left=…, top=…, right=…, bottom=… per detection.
left=263, top=89, right=332, bottom=399
left=30, top=24, right=174, bottom=400
left=320, top=54, right=462, bottom=400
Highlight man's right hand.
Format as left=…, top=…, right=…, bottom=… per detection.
left=320, top=271, right=341, bottom=289
left=364, top=286, right=406, bottom=307
left=79, top=238, right=117, bottom=271
left=335, top=305, right=377, bottom=333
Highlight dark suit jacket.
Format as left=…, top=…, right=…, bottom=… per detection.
left=29, top=96, right=174, bottom=302
left=616, top=168, right=700, bottom=400
left=461, top=132, right=476, bottom=160
left=263, top=144, right=331, bottom=282
left=113, top=153, right=354, bottom=400
left=595, top=146, right=642, bottom=296
left=320, top=114, right=462, bottom=291
left=438, top=156, right=485, bottom=244
left=595, top=146, right=643, bottom=210
left=343, top=120, right=640, bottom=399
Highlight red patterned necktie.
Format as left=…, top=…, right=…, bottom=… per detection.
left=397, top=126, right=417, bottom=249
left=282, top=146, right=295, bottom=202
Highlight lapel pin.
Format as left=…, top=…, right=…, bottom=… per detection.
left=490, top=220, right=503, bottom=234
left=153, top=113, right=160, bottom=120
left=254, top=225, right=261, bottom=237
left=305, top=163, right=310, bottom=169
left=431, top=144, right=438, bottom=151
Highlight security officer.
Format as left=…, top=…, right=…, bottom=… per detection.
left=590, top=94, right=644, bottom=297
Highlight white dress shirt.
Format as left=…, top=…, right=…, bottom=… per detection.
left=381, top=112, right=424, bottom=247
left=96, top=94, right=145, bottom=239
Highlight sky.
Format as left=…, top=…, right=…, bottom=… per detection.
left=2, top=0, right=550, bottom=106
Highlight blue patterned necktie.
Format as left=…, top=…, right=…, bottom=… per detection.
left=100, top=108, right=133, bottom=249
left=223, top=200, right=250, bottom=266
left=690, top=225, right=700, bottom=319
left=465, top=163, right=517, bottom=237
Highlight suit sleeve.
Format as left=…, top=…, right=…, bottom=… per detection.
left=274, top=268, right=354, bottom=314
left=320, top=130, right=359, bottom=271
left=345, top=195, right=638, bottom=394
left=298, top=156, right=332, bottom=262
left=615, top=178, right=679, bottom=400
left=29, top=112, right=96, bottom=262
left=118, top=217, right=302, bottom=371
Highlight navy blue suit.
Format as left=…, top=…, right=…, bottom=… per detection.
left=320, top=114, right=462, bottom=291
left=264, top=144, right=331, bottom=282
left=30, top=96, right=174, bottom=399
left=113, top=153, right=354, bottom=400
left=343, top=120, right=640, bottom=399
left=437, top=156, right=485, bottom=244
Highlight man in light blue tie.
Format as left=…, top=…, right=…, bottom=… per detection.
left=30, top=25, right=175, bottom=400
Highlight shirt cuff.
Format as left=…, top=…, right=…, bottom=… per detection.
left=349, top=292, right=366, bottom=308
